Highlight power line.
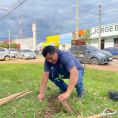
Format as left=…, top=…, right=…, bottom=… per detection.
left=0, top=0, right=20, bottom=15
left=2, top=8, right=118, bottom=36
left=1, top=0, right=117, bottom=26
left=0, top=0, right=26, bottom=22
left=0, top=0, right=14, bottom=9
left=1, top=1, right=118, bottom=40
left=1, top=8, right=118, bottom=29
left=102, top=10, right=118, bottom=15
left=0, top=0, right=35, bottom=25
left=0, top=0, right=118, bottom=22
left=11, top=0, right=34, bottom=14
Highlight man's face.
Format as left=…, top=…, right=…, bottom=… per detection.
left=45, top=51, right=58, bottom=64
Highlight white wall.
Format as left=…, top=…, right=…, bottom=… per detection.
left=59, top=45, right=62, bottom=50
left=104, top=37, right=114, bottom=48
left=90, top=38, right=99, bottom=48
left=12, top=38, right=33, bottom=49
left=59, top=44, right=71, bottom=50
left=90, top=37, right=114, bottom=48
left=65, top=44, right=71, bottom=50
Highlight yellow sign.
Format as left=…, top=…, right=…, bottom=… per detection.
left=46, top=35, right=59, bottom=42
left=43, top=42, right=59, bottom=47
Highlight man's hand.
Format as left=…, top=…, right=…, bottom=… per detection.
left=38, top=93, right=44, bottom=102
left=58, top=92, right=70, bottom=102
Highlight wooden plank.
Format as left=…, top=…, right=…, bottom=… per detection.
left=0, top=90, right=29, bottom=102
left=0, top=91, right=32, bottom=106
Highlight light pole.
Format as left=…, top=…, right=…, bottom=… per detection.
left=8, top=30, right=10, bottom=50
left=98, top=5, right=101, bottom=49
left=76, top=0, right=79, bottom=40
left=0, top=9, right=7, bottom=11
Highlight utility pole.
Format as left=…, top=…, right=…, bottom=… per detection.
left=98, top=5, right=101, bottom=49
left=76, top=0, right=79, bottom=40
left=19, top=15, right=22, bottom=39
left=0, top=9, right=7, bottom=11
left=32, top=23, right=37, bottom=50
left=8, top=30, right=10, bottom=50
left=76, top=0, right=79, bottom=60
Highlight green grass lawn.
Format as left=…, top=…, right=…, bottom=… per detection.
left=0, top=63, right=118, bottom=118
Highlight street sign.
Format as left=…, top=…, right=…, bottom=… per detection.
left=72, top=40, right=85, bottom=46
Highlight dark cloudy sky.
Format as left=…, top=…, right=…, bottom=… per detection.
left=0, top=0, right=118, bottom=43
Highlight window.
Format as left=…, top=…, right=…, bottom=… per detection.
left=18, top=50, right=21, bottom=52
left=104, top=48, right=111, bottom=51
left=72, top=46, right=78, bottom=50
left=0, top=48, right=5, bottom=52
left=10, top=49, right=17, bottom=51
left=23, top=50, right=32, bottom=52
left=113, top=48, right=118, bottom=51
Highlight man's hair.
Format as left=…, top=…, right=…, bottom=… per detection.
left=42, top=45, right=56, bottom=57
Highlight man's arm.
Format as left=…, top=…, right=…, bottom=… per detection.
left=38, top=71, right=50, bottom=102
left=58, top=67, right=78, bottom=102
left=66, top=67, right=78, bottom=94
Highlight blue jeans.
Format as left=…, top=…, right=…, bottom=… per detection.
left=49, top=68, right=84, bottom=94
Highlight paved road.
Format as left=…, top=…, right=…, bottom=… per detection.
left=0, top=55, right=118, bottom=72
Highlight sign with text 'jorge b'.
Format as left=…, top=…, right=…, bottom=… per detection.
left=91, top=23, right=118, bottom=38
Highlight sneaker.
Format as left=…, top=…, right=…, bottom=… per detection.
left=78, top=91, right=85, bottom=98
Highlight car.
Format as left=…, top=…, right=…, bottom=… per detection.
left=103, top=47, right=118, bottom=58
left=67, top=45, right=113, bottom=65
left=16, top=49, right=36, bottom=59
left=0, top=48, right=10, bottom=61
left=34, top=50, right=42, bottom=55
left=39, top=50, right=42, bottom=55
left=8, top=48, right=17, bottom=58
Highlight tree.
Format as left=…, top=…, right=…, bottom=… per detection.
left=82, top=29, right=91, bottom=45
left=0, top=43, right=17, bottom=49
left=0, top=43, right=4, bottom=47
left=10, top=43, right=17, bottom=49
left=4, top=43, right=9, bottom=48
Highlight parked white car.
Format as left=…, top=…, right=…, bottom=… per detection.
left=34, top=50, right=42, bottom=55
left=16, top=49, right=36, bottom=59
left=8, top=48, right=17, bottom=58
left=0, top=48, right=10, bottom=61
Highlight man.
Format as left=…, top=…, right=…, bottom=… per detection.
left=38, top=45, right=85, bottom=102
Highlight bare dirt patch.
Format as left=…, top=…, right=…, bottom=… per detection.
left=0, top=55, right=45, bottom=64
left=37, top=94, right=80, bottom=118
left=83, top=63, right=118, bottom=72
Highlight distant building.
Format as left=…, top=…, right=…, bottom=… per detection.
left=2, top=23, right=37, bottom=50
left=12, top=38, right=33, bottom=49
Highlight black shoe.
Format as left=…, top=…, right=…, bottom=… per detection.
left=78, top=91, right=85, bottom=98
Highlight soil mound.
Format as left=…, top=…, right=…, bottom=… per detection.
left=37, top=94, right=80, bottom=118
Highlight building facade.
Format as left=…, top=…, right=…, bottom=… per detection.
left=59, top=32, right=72, bottom=50
left=90, top=22, right=118, bottom=49
left=59, top=30, right=85, bottom=50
